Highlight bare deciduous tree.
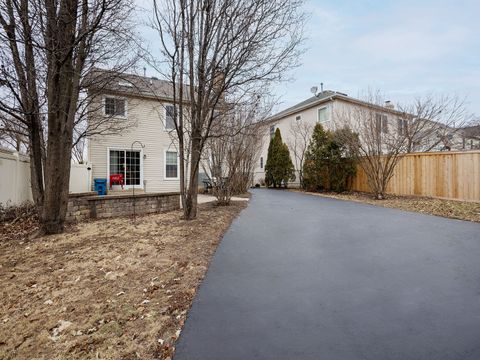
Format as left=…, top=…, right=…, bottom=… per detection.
left=0, top=0, right=138, bottom=233
left=396, top=94, right=472, bottom=152
left=288, top=119, right=313, bottom=188
left=203, top=99, right=265, bottom=205
left=152, top=0, right=304, bottom=219
left=335, top=91, right=474, bottom=199
left=335, top=92, right=407, bottom=199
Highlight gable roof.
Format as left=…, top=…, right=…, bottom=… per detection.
left=265, top=90, right=417, bottom=126
left=267, top=91, right=339, bottom=122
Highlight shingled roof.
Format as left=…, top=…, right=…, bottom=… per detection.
left=269, top=91, right=340, bottom=120
left=84, top=68, right=190, bottom=101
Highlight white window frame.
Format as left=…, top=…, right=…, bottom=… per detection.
left=106, top=147, right=144, bottom=189
left=317, top=106, right=330, bottom=123
left=164, top=104, right=176, bottom=131
left=164, top=149, right=180, bottom=181
left=103, top=96, right=128, bottom=119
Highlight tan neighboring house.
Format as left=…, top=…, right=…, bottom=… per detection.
left=86, top=70, right=182, bottom=193
left=253, top=90, right=471, bottom=186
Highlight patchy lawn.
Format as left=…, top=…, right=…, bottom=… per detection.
left=0, top=201, right=247, bottom=360
left=292, top=190, right=480, bottom=223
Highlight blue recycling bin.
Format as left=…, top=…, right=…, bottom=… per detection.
left=94, top=178, right=107, bottom=196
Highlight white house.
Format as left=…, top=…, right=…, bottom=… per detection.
left=86, top=70, right=183, bottom=193
left=253, top=90, right=471, bottom=186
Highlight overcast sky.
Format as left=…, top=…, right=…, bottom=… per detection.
left=140, top=0, right=480, bottom=115
left=272, top=0, right=480, bottom=115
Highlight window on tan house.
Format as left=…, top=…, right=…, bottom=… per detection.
left=260, top=156, right=263, bottom=169
left=375, top=113, right=388, bottom=134
left=104, top=97, right=126, bottom=117
left=317, top=107, right=329, bottom=123
left=397, top=118, right=407, bottom=136
left=165, top=151, right=178, bottom=179
left=270, top=125, right=275, bottom=139
left=165, top=105, right=175, bottom=130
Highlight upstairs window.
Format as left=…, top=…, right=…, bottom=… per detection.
left=165, top=105, right=175, bottom=130
left=375, top=113, right=388, bottom=134
left=270, top=125, right=275, bottom=139
left=260, top=156, right=263, bottom=169
left=397, top=118, right=407, bottom=136
left=318, top=107, right=329, bottom=123
left=104, top=97, right=126, bottom=117
left=295, top=115, right=302, bottom=121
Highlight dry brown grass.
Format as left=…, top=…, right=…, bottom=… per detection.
left=292, top=190, right=480, bottom=223
left=0, top=201, right=247, bottom=360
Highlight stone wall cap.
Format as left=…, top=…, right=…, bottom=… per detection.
left=69, top=191, right=97, bottom=198
left=86, top=192, right=181, bottom=201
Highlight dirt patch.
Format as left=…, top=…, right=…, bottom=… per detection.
left=0, top=201, right=247, bottom=360
left=292, top=190, right=480, bottom=222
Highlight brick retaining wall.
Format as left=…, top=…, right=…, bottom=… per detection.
left=66, top=192, right=180, bottom=223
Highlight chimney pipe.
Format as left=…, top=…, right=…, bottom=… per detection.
left=385, top=100, right=394, bottom=109
left=143, top=67, right=146, bottom=77
left=320, top=82, right=324, bottom=92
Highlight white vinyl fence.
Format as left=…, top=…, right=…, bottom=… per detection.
left=0, top=148, right=92, bottom=206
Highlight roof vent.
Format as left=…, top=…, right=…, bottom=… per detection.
left=118, top=81, right=133, bottom=88
left=385, top=100, right=395, bottom=109
left=151, top=76, right=159, bottom=80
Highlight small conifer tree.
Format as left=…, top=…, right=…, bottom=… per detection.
left=303, top=123, right=331, bottom=191
left=265, top=128, right=295, bottom=187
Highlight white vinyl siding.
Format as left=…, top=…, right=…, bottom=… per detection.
left=89, top=96, right=181, bottom=193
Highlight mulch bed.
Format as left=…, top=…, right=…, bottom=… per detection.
left=292, top=190, right=480, bottom=222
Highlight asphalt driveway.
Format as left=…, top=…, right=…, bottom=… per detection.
left=174, top=189, right=480, bottom=360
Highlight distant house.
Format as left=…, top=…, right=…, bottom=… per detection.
left=86, top=70, right=183, bottom=193
left=253, top=90, right=470, bottom=186
left=459, top=125, right=480, bottom=150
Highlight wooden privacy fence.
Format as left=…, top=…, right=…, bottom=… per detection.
left=351, top=151, right=480, bottom=202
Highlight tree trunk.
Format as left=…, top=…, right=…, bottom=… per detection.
left=41, top=132, right=73, bottom=233
left=183, top=135, right=201, bottom=219
left=28, top=115, right=45, bottom=210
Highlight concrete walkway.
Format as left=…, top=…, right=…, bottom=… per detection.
left=197, top=194, right=250, bottom=204
left=174, top=189, right=480, bottom=360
